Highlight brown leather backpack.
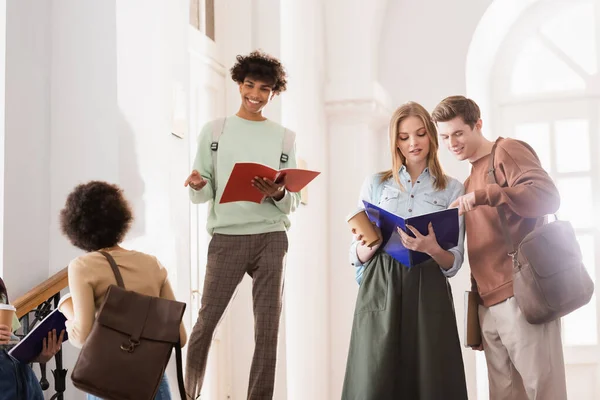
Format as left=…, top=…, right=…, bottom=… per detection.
left=71, top=251, right=187, bottom=400
left=488, top=139, right=594, bottom=324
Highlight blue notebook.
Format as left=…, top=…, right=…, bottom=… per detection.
left=363, top=200, right=459, bottom=267
left=8, top=309, right=68, bottom=363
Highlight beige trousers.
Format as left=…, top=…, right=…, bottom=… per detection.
left=479, top=296, right=567, bottom=400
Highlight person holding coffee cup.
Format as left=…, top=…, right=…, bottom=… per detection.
left=342, top=102, right=468, bottom=400
left=1, top=277, right=65, bottom=400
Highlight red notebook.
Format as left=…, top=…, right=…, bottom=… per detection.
left=219, top=162, right=320, bottom=204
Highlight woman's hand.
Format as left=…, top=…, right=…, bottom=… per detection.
left=352, top=223, right=382, bottom=248
left=353, top=223, right=382, bottom=264
left=397, top=222, right=440, bottom=255
left=33, top=329, right=65, bottom=364
left=0, top=324, right=11, bottom=345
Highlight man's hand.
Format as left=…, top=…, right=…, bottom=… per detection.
left=398, top=222, right=439, bottom=255
left=33, top=329, right=65, bottom=364
left=0, top=324, right=11, bottom=345
left=470, top=343, right=484, bottom=351
left=449, top=192, right=477, bottom=216
left=184, top=170, right=208, bottom=191
left=252, top=176, right=286, bottom=201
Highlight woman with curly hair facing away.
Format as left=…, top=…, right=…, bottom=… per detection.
left=60, top=181, right=187, bottom=400
left=183, top=50, right=300, bottom=399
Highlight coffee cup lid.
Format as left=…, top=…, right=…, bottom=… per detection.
left=0, top=304, right=16, bottom=311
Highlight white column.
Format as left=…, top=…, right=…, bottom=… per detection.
left=325, top=98, right=390, bottom=399
left=280, top=0, right=330, bottom=399
left=321, top=1, right=393, bottom=397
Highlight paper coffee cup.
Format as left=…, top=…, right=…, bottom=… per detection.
left=346, top=209, right=382, bottom=247
left=0, top=304, right=16, bottom=328
left=58, top=294, right=74, bottom=321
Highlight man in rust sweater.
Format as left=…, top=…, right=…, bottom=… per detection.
left=432, top=96, right=567, bottom=400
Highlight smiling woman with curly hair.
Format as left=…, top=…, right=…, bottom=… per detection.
left=59, top=181, right=187, bottom=400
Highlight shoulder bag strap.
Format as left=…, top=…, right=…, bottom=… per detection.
left=487, top=140, right=517, bottom=259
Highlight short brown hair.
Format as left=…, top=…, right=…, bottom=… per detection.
left=60, top=181, right=133, bottom=252
left=431, top=95, right=481, bottom=129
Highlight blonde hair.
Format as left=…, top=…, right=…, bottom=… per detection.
left=380, top=102, right=448, bottom=191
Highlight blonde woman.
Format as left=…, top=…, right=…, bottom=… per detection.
left=342, top=102, right=468, bottom=400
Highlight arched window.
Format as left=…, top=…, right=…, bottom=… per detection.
left=490, top=0, right=600, bottom=397
left=190, top=0, right=215, bottom=41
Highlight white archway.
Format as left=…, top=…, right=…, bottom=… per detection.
left=465, top=0, right=546, bottom=137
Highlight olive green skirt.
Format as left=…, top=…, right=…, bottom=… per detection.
left=342, top=252, right=468, bottom=400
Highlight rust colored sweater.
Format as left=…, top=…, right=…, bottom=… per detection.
left=465, top=138, right=560, bottom=306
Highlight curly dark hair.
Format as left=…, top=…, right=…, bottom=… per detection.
left=230, top=50, right=288, bottom=94
left=60, top=181, right=133, bottom=252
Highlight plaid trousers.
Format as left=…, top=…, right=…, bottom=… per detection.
left=185, top=232, right=288, bottom=400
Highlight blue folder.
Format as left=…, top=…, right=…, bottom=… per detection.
left=8, top=309, right=68, bottom=363
left=363, top=200, right=459, bottom=267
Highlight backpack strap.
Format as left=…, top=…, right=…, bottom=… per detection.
left=98, top=251, right=126, bottom=289
left=211, top=121, right=294, bottom=179
left=175, top=341, right=187, bottom=400
left=210, top=118, right=227, bottom=190
left=279, top=129, right=296, bottom=169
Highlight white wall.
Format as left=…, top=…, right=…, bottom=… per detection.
left=49, top=0, right=120, bottom=274
left=3, top=0, right=52, bottom=298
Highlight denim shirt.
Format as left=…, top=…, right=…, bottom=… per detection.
left=350, top=167, right=466, bottom=284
